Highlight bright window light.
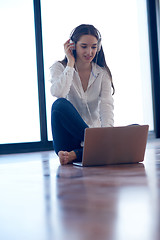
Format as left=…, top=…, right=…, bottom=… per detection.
left=41, top=0, right=154, bottom=141
left=0, top=0, right=40, bottom=143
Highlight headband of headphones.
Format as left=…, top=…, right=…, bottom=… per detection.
left=70, top=25, right=102, bottom=52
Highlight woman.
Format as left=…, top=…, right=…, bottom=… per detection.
left=49, top=24, right=115, bottom=165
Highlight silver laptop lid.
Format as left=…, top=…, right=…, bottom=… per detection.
left=81, top=125, right=149, bottom=166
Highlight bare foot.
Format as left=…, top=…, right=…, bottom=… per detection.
left=58, top=151, right=77, bottom=165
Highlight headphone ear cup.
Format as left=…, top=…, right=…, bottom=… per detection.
left=70, top=39, right=75, bottom=50
left=97, top=39, right=102, bottom=52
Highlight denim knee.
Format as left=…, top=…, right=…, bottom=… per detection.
left=51, top=98, right=68, bottom=113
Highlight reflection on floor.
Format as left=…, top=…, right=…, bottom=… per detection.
left=0, top=138, right=160, bottom=240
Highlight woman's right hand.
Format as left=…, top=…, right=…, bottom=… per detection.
left=64, top=39, right=75, bottom=67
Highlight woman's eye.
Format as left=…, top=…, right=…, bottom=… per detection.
left=80, top=45, right=97, bottom=49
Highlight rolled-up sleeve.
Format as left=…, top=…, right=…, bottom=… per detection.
left=49, top=62, right=74, bottom=98
left=99, top=71, right=114, bottom=127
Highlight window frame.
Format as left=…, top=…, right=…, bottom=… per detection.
left=147, top=0, right=160, bottom=138
left=0, top=0, right=53, bottom=154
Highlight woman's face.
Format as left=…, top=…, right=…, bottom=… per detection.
left=75, top=35, right=98, bottom=64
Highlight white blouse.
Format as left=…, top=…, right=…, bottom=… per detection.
left=49, top=61, right=114, bottom=128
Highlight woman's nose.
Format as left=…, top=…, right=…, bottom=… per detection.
left=87, top=47, right=92, bottom=55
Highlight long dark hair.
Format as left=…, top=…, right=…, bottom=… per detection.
left=60, top=24, right=115, bottom=94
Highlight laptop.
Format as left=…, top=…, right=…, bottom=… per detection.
left=73, top=125, right=149, bottom=167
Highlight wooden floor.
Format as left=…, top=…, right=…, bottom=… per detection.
left=0, top=138, right=160, bottom=240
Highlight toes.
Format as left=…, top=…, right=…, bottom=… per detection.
left=58, top=151, right=69, bottom=165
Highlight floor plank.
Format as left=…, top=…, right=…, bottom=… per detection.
left=0, top=139, right=159, bottom=240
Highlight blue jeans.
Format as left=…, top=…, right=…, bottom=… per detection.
left=51, top=98, right=88, bottom=162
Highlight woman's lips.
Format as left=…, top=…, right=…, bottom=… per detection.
left=84, top=56, right=92, bottom=60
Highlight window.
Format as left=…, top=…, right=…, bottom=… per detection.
left=0, top=0, right=40, bottom=144
left=0, top=0, right=157, bottom=154
left=41, top=0, right=154, bottom=142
